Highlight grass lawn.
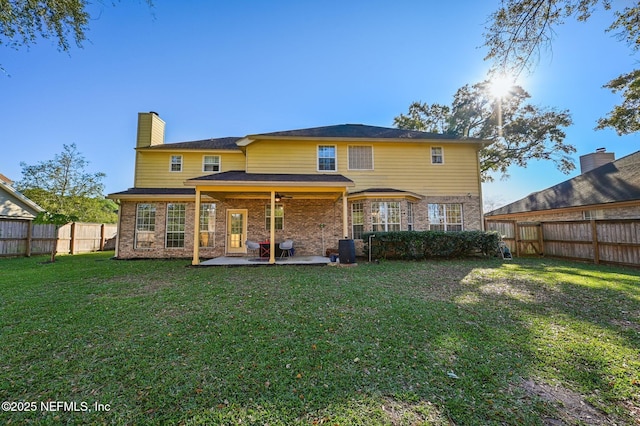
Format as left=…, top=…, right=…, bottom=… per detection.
left=1, top=253, right=639, bottom=425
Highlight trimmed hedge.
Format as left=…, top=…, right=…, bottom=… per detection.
left=362, top=231, right=501, bottom=260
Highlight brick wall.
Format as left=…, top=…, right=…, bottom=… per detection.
left=116, top=195, right=484, bottom=259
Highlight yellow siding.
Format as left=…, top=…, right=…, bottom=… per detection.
left=136, top=113, right=165, bottom=148
left=246, top=140, right=481, bottom=196
left=134, top=151, right=246, bottom=187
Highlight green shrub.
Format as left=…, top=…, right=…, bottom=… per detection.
left=362, top=231, right=500, bottom=260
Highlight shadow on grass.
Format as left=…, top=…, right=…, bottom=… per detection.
left=0, top=254, right=638, bottom=424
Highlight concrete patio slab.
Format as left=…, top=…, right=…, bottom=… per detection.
left=199, top=256, right=332, bottom=266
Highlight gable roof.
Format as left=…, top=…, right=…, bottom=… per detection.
left=486, top=150, right=640, bottom=216
left=0, top=178, right=44, bottom=219
left=237, top=124, right=490, bottom=146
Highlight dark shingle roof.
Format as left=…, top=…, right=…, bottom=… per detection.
left=252, top=124, right=483, bottom=141
left=145, top=137, right=242, bottom=150
left=109, top=188, right=195, bottom=196
left=486, top=150, right=640, bottom=216
left=188, top=171, right=353, bottom=184
left=349, top=188, right=409, bottom=194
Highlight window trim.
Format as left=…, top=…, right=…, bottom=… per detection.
left=170, top=155, right=183, bottom=172
left=351, top=202, right=364, bottom=239
left=407, top=202, right=415, bottom=231
left=135, top=203, right=156, bottom=250
left=265, top=203, right=284, bottom=230
left=428, top=203, right=463, bottom=232
left=347, top=145, right=374, bottom=171
left=371, top=201, right=401, bottom=232
left=165, top=203, right=186, bottom=248
left=431, top=147, right=444, bottom=165
left=199, top=203, right=217, bottom=248
left=317, top=145, right=337, bottom=172
left=202, top=155, right=221, bottom=173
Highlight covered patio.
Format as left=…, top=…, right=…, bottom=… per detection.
left=186, top=171, right=355, bottom=265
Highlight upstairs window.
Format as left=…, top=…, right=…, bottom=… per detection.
left=318, top=145, right=336, bottom=171
left=348, top=146, right=373, bottom=170
left=431, top=147, right=443, bottom=164
left=203, top=155, right=220, bottom=172
left=170, top=155, right=183, bottom=172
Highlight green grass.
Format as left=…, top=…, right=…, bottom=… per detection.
left=1, top=253, right=639, bottom=425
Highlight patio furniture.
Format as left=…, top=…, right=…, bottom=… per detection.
left=279, top=239, right=294, bottom=258
left=259, top=241, right=271, bottom=258
left=246, top=240, right=260, bottom=257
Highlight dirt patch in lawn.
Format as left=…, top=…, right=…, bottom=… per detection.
left=521, top=379, right=619, bottom=425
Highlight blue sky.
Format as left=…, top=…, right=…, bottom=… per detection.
left=2, top=0, right=638, bottom=210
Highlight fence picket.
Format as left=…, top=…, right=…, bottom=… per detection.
left=0, top=220, right=116, bottom=257
left=486, top=218, right=640, bottom=267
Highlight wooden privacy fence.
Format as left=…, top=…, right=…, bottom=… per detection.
left=486, top=219, right=640, bottom=267
left=0, top=220, right=117, bottom=257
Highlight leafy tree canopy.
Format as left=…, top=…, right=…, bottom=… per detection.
left=483, top=0, right=640, bottom=135
left=17, top=143, right=117, bottom=223
left=394, top=80, right=575, bottom=181
left=1, top=0, right=152, bottom=72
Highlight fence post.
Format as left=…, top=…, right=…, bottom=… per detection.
left=514, top=220, right=520, bottom=257
left=26, top=221, right=33, bottom=257
left=591, top=219, right=600, bottom=264
left=100, top=224, right=106, bottom=251
left=537, top=223, right=544, bottom=256
left=70, top=222, right=77, bottom=255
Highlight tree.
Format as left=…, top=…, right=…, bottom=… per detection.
left=483, top=0, right=640, bottom=135
left=1, top=1, right=152, bottom=72
left=394, top=80, right=575, bottom=181
left=16, top=143, right=117, bottom=222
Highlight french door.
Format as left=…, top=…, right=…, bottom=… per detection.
left=226, top=209, right=248, bottom=254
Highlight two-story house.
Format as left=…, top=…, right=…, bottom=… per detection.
left=108, top=112, right=489, bottom=264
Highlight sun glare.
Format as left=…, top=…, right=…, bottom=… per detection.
left=489, top=75, right=513, bottom=99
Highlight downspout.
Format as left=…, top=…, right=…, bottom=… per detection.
left=342, top=191, right=348, bottom=239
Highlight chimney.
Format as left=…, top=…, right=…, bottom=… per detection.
left=136, top=111, right=165, bottom=148
left=579, top=148, right=615, bottom=174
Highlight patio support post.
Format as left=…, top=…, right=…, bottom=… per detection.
left=269, top=190, right=276, bottom=264
left=342, top=191, right=348, bottom=238
left=192, top=188, right=201, bottom=265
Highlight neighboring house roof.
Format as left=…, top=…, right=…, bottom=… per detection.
left=143, top=137, right=242, bottom=151
left=486, top=150, right=640, bottom=216
left=237, top=124, right=490, bottom=146
left=0, top=178, right=44, bottom=219
left=0, top=173, right=14, bottom=185
left=187, top=171, right=354, bottom=185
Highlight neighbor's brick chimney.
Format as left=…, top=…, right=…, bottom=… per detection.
left=579, top=148, right=615, bottom=174
left=136, top=111, right=165, bottom=148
